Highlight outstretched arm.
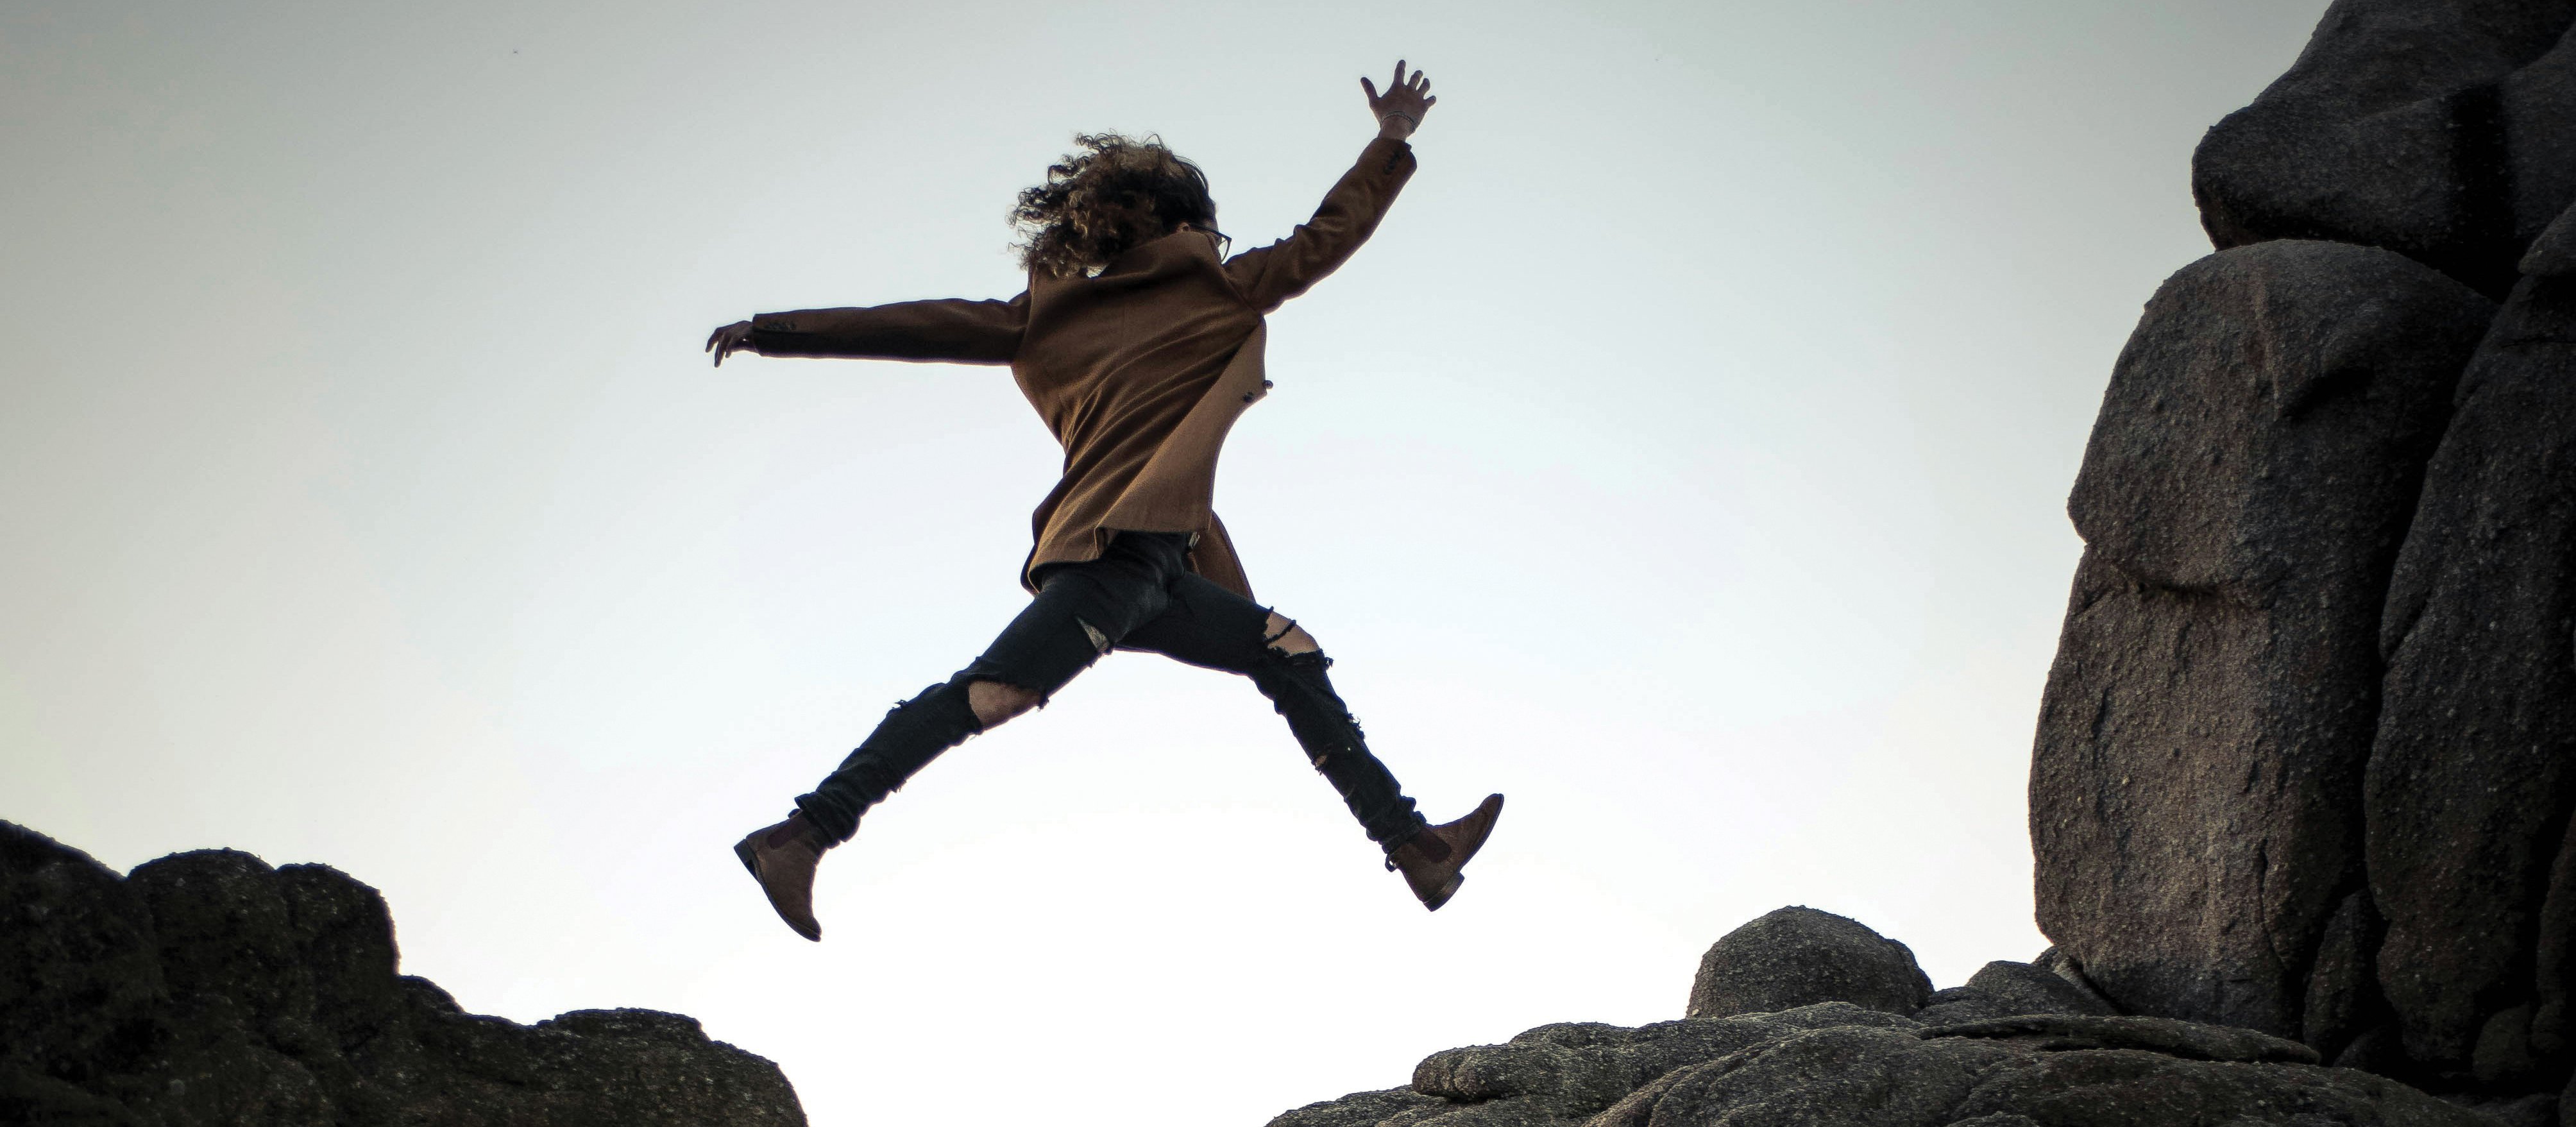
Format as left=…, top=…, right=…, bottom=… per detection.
left=1223, top=61, right=1434, bottom=312
left=707, top=292, right=1030, bottom=368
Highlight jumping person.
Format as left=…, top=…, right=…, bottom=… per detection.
left=707, top=62, right=1501, bottom=941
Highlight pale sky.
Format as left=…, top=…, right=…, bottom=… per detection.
left=4, top=3, right=2326, bottom=1124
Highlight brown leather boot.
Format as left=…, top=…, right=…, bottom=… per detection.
left=734, top=812, right=831, bottom=941
left=1387, top=793, right=1504, bottom=911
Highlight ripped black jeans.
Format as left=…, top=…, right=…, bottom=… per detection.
left=793, top=531, right=1428, bottom=851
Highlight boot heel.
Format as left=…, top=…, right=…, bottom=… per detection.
left=1425, top=872, right=1464, bottom=911
left=733, top=838, right=760, bottom=879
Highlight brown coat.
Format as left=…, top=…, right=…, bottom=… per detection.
left=748, top=137, right=1418, bottom=599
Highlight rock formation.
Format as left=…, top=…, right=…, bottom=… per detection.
left=1274, top=3, right=2576, bottom=1123
left=2360, top=246, right=2576, bottom=1094
left=1269, top=908, right=2503, bottom=1127
left=2031, top=0, right=2576, bottom=1109
left=2031, top=239, right=2493, bottom=1043
left=2191, top=0, right=2575, bottom=295
left=1684, top=904, right=1932, bottom=1020
left=0, top=821, right=805, bottom=1126
left=24, top=6, right=2576, bottom=1126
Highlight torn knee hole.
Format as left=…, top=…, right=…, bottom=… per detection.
left=965, top=678, right=1043, bottom=722
left=1262, top=612, right=1322, bottom=656
left=1076, top=617, right=1111, bottom=654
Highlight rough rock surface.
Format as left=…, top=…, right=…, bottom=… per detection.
left=2030, top=239, right=2495, bottom=1038
left=1269, top=910, right=2496, bottom=1127
left=0, top=821, right=805, bottom=1126
left=2022, top=0, right=2576, bottom=1106
left=1684, top=906, right=1931, bottom=1019
left=1922, top=1015, right=2322, bottom=1065
left=2505, top=24, right=2576, bottom=249
left=1912, top=987, right=2024, bottom=1029
left=1951, top=961, right=2117, bottom=1021
left=2518, top=201, right=2576, bottom=277
left=2191, top=0, right=2576, bottom=294
left=2364, top=260, right=2576, bottom=1082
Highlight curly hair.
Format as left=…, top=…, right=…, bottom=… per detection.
left=1012, top=133, right=1223, bottom=278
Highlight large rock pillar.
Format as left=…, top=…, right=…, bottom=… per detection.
left=2031, top=239, right=2493, bottom=1039
left=2368, top=224, right=2576, bottom=1083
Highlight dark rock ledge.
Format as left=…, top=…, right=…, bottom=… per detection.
left=0, top=820, right=804, bottom=1126
left=1267, top=907, right=2516, bottom=1127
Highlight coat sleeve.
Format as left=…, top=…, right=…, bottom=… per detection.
left=1221, top=138, right=1418, bottom=312
left=748, top=292, right=1028, bottom=364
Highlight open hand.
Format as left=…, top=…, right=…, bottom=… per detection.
left=706, top=320, right=754, bottom=367
left=1361, top=60, right=1434, bottom=141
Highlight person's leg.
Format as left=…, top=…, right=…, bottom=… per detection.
left=1124, top=573, right=1504, bottom=909
left=794, top=534, right=1191, bottom=843
left=739, top=534, right=1193, bottom=940
left=1120, top=575, right=1430, bottom=851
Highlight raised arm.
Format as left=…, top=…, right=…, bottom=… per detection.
left=1222, top=61, right=1435, bottom=312
left=706, top=292, right=1028, bottom=367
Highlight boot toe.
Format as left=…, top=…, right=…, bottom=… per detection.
left=1448, top=793, right=1504, bottom=867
